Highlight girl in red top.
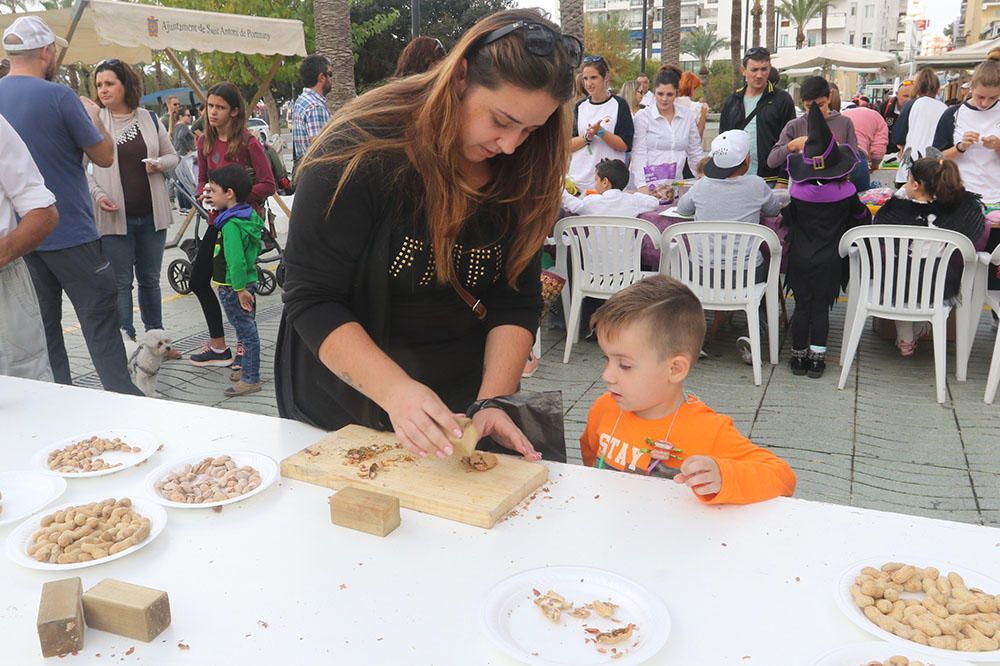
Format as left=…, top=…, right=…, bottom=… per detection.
left=189, top=82, right=276, bottom=368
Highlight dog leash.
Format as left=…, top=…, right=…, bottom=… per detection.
left=127, top=345, right=158, bottom=377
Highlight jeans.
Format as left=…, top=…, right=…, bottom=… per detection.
left=24, top=241, right=141, bottom=395
left=0, top=258, right=53, bottom=381
left=218, top=283, right=259, bottom=383
left=101, top=214, right=166, bottom=339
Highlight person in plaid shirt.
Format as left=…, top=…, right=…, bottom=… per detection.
left=291, top=54, right=332, bottom=173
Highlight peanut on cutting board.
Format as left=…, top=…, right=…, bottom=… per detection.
left=47, top=436, right=141, bottom=473
left=154, top=456, right=261, bottom=504
left=28, top=498, right=151, bottom=564
left=852, top=562, right=1000, bottom=652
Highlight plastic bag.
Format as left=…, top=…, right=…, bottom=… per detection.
left=478, top=391, right=566, bottom=463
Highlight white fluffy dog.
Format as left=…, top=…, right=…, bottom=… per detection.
left=123, top=329, right=178, bottom=397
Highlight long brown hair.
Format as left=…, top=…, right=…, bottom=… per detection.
left=393, top=36, right=447, bottom=77
left=910, top=157, right=964, bottom=207
left=203, top=82, right=248, bottom=162
left=301, top=9, right=576, bottom=286
left=913, top=67, right=940, bottom=99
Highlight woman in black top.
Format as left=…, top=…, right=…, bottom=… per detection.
left=277, top=9, right=580, bottom=459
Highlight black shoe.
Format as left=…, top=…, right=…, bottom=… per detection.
left=790, top=355, right=809, bottom=376
left=807, top=357, right=826, bottom=378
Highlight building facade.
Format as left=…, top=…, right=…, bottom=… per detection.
left=772, top=0, right=905, bottom=55
left=963, top=0, right=1000, bottom=45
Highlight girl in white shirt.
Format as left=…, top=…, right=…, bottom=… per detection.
left=567, top=56, right=634, bottom=189
left=630, top=65, right=704, bottom=193
left=892, top=67, right=947, bottom=185
left=934, top=59, right=1000, bottom=204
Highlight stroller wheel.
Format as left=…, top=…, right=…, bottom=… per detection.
left=168, top=259, right=193, bottom=295
left=275, top=263, right=285, bottom=288
left=257, top=267, right=277, bottom=296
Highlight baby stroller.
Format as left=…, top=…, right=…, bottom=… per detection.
left=165, top=168, right=283, bottom=296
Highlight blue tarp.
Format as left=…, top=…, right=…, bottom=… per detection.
left=140, top=87, right=198, bottom=109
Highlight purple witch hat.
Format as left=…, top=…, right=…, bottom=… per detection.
left=786, top=102, right=858, bottom=183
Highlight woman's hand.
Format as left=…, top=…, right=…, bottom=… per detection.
left=471, top=407, right=541, bottom=461
left=145, top=161, right=162, bottom=174
left=384, top=380, right=463, bottom=458
left=97, top=197, right=120, bottom=212
left=962, top=131, right=981, bottom=147
left=982, top=135, right=1000, bottom=151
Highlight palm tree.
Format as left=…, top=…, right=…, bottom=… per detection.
left=730, top=0, right=742, bottom=89
left=314, top=0, right=355, bottom=112
left=560, top=0, right=584, bottom=45
left=766, top=0, right=776, bottom=51
left=751, top=0, right=763, bottom=47
left=820, top=4, right=829, bottom=44
left=777, top=0, right=827, bottom=49
left=661, top=0, right=680, bottom=65
left=681, top=27, right=729, bottom=77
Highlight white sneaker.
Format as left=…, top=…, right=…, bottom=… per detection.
left=736, top=337, right=754, bottom=365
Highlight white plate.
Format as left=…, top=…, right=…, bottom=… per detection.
left=5, top=496, right=167, bottom=570
left=814, top=641, right=974, bottom=666
left=0, top=471, right=67, bottom=528
left=480, top=566, right=670, bottom=666
left=32, top=429, right=163, bottom=478
left=142, top=450, right=278, bottom=509
left=659, top=207, right=693, bottom=219
left=834, top=558, right=1000, bottom=663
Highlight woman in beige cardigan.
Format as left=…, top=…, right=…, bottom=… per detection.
left=87, top=59, right=178, bottom=340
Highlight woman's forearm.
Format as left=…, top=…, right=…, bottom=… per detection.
left=478, top=324, right=533, bottom=400
left=317, top=322, right=413, bottom=407
left=600, top=131, right=627, bottom=152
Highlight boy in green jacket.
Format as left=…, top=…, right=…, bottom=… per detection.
left=204, top=165, right=264, bottom=397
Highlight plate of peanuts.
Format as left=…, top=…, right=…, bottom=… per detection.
left=5, top=496, right=166, bottom=570
left=813, top=641, right=973, bottom=666
left=32, top=430, right=162, bottom=478
left=835, top=559, right=1000, bottom=662
left=142, top=451, right=277, bottom=509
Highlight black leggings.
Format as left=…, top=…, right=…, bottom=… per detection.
left=190, top=224, right=225, bottom=340
left=790, top=292, right=830, bottom=350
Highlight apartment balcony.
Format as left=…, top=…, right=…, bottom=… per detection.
left=801, top=11, right=848, bottom=32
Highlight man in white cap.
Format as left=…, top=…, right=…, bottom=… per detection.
left=0, top=114, right=58, bottom=380
left=0, top=16, right=140, bottom=395
left=676, top=129, right=785, bottom=365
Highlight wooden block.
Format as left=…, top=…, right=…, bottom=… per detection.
left=37, top=577, right=84, bottom=658
left=448, top=416, right=479, bottom=458
left=329, top=486, right=400, bottom=537
left=82, top=579, right=171, bottom=642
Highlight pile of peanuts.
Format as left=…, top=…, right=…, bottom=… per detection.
left=154, top=455, right=262, bottom=504
left=47, top=436, right=141, bottom=473
left=29, top=498, right=151, bottom=564
left=851, top=562, right=1000, bottom=652
left=864, top=658, right=929, bottom=666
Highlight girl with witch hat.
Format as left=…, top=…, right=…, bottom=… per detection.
left=783, top=103, right=871, bottom=378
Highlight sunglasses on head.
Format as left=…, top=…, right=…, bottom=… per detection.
left=95, top=58, right=122, bottom=69
left=583, top=55, right=605, bottom=65
left=743, top=46, right=770, bottom=60
left=477, top=20, right=583, bottom=69
left=433, top=38, right=446, bottom=56
left=900, top=80, right=913, bottom=86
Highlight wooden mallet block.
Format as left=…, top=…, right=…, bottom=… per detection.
left=37, top=577, right=85, bottom=658
left=448, top=416, right=480, bottom=458
left=82, top=579, right=171, bottom=642
left=329, top=486, right=400, bottom=537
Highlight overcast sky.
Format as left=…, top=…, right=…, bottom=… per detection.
left=516, top=0, right=963, bottom=38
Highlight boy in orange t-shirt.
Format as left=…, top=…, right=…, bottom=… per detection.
left=580, top=275, right=796, bottom=505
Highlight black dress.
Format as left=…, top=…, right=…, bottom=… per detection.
left=275, top=137, right=543, bottom=432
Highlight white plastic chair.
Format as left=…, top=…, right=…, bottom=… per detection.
left=659, top=221, right=782, bottom=386
left=552, top=216, right=661, bottom=363
left=837, top=225, right=977, bottom=404
left=970, top=244, right=1000, bottom=403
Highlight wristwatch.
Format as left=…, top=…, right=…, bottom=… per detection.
left=466, top=398, right=505, bottom=418
left=956, top=142, right=967, bottom=153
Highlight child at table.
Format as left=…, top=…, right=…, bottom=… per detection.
left=561, top=159, right=659, bottom=217
left=783, top=104, right=870, bottom=379
left=579, top=275, right=796, bottom=505
left=676, top=129, right=785, bottom=365
left=202, top=164, right=264, bottom=397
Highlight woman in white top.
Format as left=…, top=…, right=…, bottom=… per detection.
left=933, top=59, right=1000, bottom=204
left=567, top=55, right=634, bottom=188
left=891, top=67, right=947, bottom=186
left=630, top=64, right=704, bottom=193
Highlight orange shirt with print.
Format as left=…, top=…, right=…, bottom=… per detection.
left=580, top=393, right=796, bottom=505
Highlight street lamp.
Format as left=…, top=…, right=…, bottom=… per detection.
left=640, top=0, right=648, bottom=72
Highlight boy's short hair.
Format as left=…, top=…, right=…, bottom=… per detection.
left=207, top=164, right=252, bottom=204
left=590, top=275, right=706, bottom=361
left=800, top=76, right=830, bottom=101
left=595, top=158, right=629, bottom=190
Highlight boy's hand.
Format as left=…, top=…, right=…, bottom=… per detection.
left=237, top=289, right=255, bottom=312
left=673, top=455, right=722, bottom=496
left=786, top=136, right=807, bottom=153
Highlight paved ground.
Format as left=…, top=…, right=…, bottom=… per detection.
left=53, top=196, right=1000, bottom=530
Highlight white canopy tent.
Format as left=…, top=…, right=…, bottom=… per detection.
left=771, top=43, right=898, bottom=72
left=914, top=37, right=1000, bottom=69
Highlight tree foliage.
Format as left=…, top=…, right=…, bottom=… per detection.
left=702, top=59, right=734, bottom=112
left=584, top=15, right=639, bottom=85
left=681, top=27, right=729, bottom=77
left=777, top=0, right=830, bottom=49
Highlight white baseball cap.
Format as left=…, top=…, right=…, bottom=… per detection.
left=2, top=16, right=68, bottom=53
left=704, top=129, right=751, bottom=178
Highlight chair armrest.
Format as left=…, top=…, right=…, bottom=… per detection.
left=978, top=251, right=993, bottom=266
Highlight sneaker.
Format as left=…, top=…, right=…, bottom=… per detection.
left=224, top=381, right=261, bottom=397
left=230, top=369, right=242, bottom=382
left=190, top=343, right=233, bottom=367
left=736, top=337, right=754, bottom=365
left=231, top=342, right=245, bottom=371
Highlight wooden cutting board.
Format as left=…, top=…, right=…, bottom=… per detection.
left=280, top=425, right=548, bottom=529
